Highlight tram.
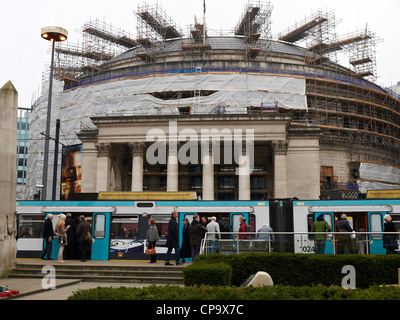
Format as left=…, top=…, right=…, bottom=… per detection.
left=16, top=192, right=269, bottom=261
left=15, top=192, right=400, bottom=260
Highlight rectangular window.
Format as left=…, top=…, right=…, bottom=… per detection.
left=231, top=214, right=243, bottom=233
left=18, top=214, right=45, bottom=238
left=308, top=213, right=333, bottom=240
left=251, top=175, right=265, bottom=190
left=152, top=214, right=171, bottom=240
left=111, top=216, right=139, bottom=239
left=369, top=213, right=383, bottom=240
left=190, top=176, right=202, bottom=190
left=93, top=214, right=106, bottom=239
left=218, top=176, right=234, bottom=189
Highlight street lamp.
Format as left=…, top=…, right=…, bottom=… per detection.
left=41, top=26, right=68, bottom=200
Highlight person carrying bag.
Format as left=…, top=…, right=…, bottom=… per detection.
left=146, top=218, right=159, bottom=263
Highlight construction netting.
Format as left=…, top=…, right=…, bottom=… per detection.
left=25, top=73, right=307, bottom=200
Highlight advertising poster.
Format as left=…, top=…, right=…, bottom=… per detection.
left=61, top=144, right=82, bottom=200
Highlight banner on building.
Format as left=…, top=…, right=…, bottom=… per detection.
left=61, top=144, right=82, bottom=200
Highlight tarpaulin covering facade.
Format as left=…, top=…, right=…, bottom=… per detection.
left=358, top=162, right=400, bottom=193
left=25, top=74, right=307, bottom=200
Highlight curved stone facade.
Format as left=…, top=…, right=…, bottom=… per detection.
left=25, top=36, right=400, bottom=200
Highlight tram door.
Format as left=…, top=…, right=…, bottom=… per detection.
left=368, top=212, right=385, bottom=255
left=48, top=212, right=110, bottom=261
left=91, top=212, right=111, bottom=261
left=313, top=213, right=335, bottom=255
left=48, top=213, right=88, bottom=261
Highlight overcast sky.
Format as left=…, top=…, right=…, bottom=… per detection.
left=1, top=0, right=399, bottom=108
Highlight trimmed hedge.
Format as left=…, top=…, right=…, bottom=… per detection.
left=183, top=262, right=232, bottom=287
left=68, top=284, right=400, bottom=300
left=192, top=253, right=400, bottom=289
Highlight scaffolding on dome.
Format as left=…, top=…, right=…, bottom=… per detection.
left=52, top=18, right=136, bottom=84
left=279, top=10, right=382, bottom=82
left=134, top=2, right=183, bottom=62
left=234, top=1, right=273, bottom=61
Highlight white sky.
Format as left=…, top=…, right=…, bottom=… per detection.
left=0, top=0, right=399, bottom=108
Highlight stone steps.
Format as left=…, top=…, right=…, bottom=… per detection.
left=10, top=261, right=187, bottom=285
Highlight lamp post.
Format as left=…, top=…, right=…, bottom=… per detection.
left=40, top=26, right=68, bottom=200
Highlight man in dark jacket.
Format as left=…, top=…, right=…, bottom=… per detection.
left=65, top=213, right=77, bottom=260
left=76, top=215, right=91, bottom=262
left=165, top=211, right=181, bottom=265
left=336, top=214, right=354, bottom=254
left=40, top=214, right=54, bottom=260
left=189, top=215, right=207, bottom=262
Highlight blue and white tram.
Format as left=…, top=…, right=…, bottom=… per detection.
left=16, top=200, right=270, bottom=261
left=292, top=199, right=400, bottom=254
left=16, top=198, right=400, bottom=260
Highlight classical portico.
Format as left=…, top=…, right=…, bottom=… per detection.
left=78, top=114, right=321, bottom=200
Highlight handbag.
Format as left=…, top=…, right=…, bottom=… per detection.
left=146, top=243, right=156, bottom=255
left=58, top=236, right=66, bottom=244
left=145, top=248, right=156, bottom=255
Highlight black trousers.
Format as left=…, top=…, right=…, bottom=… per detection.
left=148, top=241, right=157, bottom=263
left=78, top=241, right=87, bottom=261
left=40, top=237, right=53, bottom=259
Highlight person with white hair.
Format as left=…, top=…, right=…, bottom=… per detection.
left=206, top=216, right=220, bottom=254
left=55, top=214, right=70, bottom=263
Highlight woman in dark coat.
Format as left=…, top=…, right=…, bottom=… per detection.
left=179, top=218, right=191, bottom=263
left=383, top=214, right=398, bottom=255
left=189, top=215, right=207, bottom=262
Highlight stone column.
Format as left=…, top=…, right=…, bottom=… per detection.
left=130, top=142, right=145, bottom=192
left=167, top=141, right=179, bottom=192
left=0, top=81, right=18, bottom=273
left=81, top=141, right=98, bottom=193
left=202, top=140, right=214, bottom=200
left=96, top=143, right=112, bottom=192
left=238, top=141, right=251, bottom=201
left=272, top=140, right=289, bottom=199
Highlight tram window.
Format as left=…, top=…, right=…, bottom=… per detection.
left=184, top=214, right=195, bottom=224
left=18, top=214, right=45, bottom=238
left=369, top=213, right=383, bottom=240
left=391, top=215, right=400, bottom=232
left=308, top=214, right=333, bottom=240
left=152, top=215, right=170, bottom=238
left=111, top=216, right=139, bottom=239
left=249, top=214, right=255, bottom=232
left=94, top=214, right=106, bottom=239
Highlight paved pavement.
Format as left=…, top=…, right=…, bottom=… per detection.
left=3, top=278, right=156, bottom=300
left=1, top=259, right=186, bottom=300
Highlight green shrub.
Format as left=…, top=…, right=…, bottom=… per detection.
left=183, top=262, right=232, bottom=287
left=193, top=253, right=400, bottom=288
left=68, top=284, right=400, bottom=300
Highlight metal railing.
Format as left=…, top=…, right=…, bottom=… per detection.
left=200, top=232, right=400, bottom=255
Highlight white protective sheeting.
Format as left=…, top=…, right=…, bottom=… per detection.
left=25, top=74, right=307, bottom=200
left=359, top=162, right=400, bottom=185
left=358, top=181, right=400, bottom=194
left=357, top=162, right=400, bottom=193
